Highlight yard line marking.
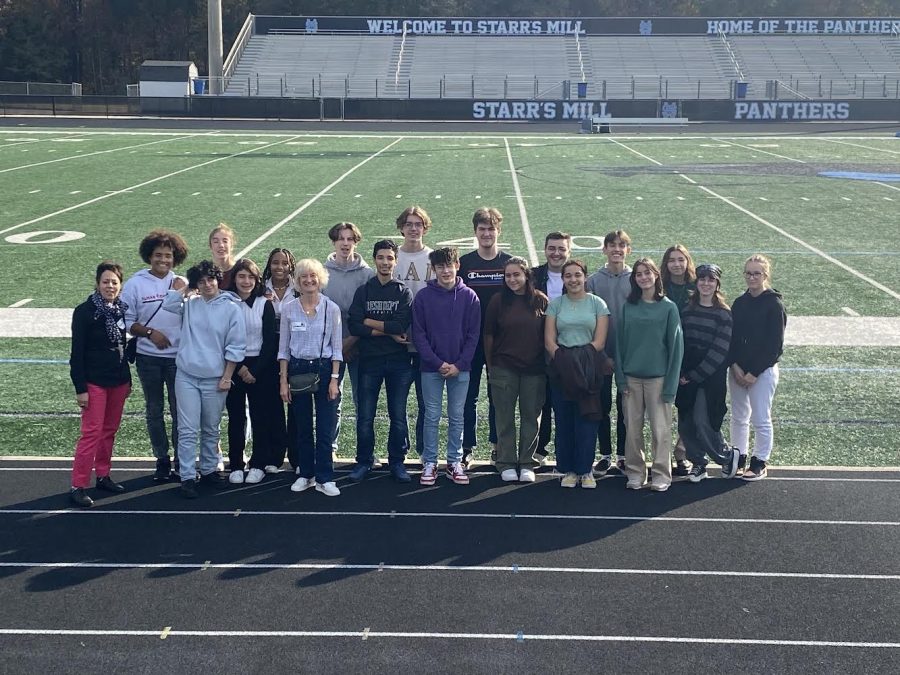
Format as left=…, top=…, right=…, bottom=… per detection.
left=712, top=138, right=807, bottom=164
left=841, top=197, right=852, bottom=201
left=7, top=299, right=32, bottom=308
left=875, top=181, right=900, bottom=193
left=841, top=307, right=860, bottom=316
left=676, top=196, right=685, bottom=200
left=2, top=560, right=900, bottom=581
left=821, top=138, right=900, bottom=155
left=27, top=190, right=41, bottom=194
left=0, top=135, right=302, bottom=238
left=503, top=138, right=539, bottom=267
left=0, top=133, right=210, bottom=174
left=68, top=191, right=81, bottom=195
left=695, top=185, right=900, bottom=303
left=0, top=628, right=896, bottom=648
left=607, top=137, right=663, bottom=166
left=679, top=174, right=697, bottom=184
left=0, top=138, right=44, bottom=150
left=801, top=197, right=810, bottom=201
left=235, top=137, right=404, bottom=259
left=1, top=508, right=898, bottom=526
left=885, top=197, right=896, bottom=202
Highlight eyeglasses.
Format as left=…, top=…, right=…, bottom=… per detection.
left=744, top=271, right=764, bottom=278
left=403, top=221, right=425, bottom=228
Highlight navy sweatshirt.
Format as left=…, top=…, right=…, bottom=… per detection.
left=348, top=276, right=414, bottom=361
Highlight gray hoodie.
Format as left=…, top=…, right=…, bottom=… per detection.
left=586, top=264, right=632, bottom=357
left=163, top=290, right=246, bottom=379
left=323, top=252, right=375, bottom=338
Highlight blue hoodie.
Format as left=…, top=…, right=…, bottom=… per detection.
left=163, top=290, right=246, bottom=379
left=412, top=277, right=480, bottom=373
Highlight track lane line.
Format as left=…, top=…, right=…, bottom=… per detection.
left=0, top=134, right=305, bottom=237
left=234, top=137, right=404, bottom=259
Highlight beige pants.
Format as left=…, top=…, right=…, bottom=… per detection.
left=623, top=376, right=673, bottom=487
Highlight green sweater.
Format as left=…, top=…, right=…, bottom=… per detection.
left=614, top=297, right=684, bottom=402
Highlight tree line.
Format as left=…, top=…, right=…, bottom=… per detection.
left=0, top=1, right=894, bottom=94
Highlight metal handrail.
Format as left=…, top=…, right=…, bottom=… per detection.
left=223, top=13, right=255, bottom=90
left=717, top=28, right=745, bottom=81
left=394, top=25, right=408, bottom=86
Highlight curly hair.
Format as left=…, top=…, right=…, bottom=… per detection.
left=186, top=260, right=223, bottom=288
left=226, top=258, right=265, bottom=297
left=262, top=248, right=296, bottom=283
left=138, top=230, right=189, bottom=266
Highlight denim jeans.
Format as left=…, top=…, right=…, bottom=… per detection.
left=421, top=370, right=470, bottom=466
left=135, top=354, right=178, bottom=460
left=333, top=359, right=359, bottom=453
left=290, top=357, right=339, bottom=484
left=463, top=342, right=497, bottom=449
left=409, top=352, right=425, bottom=457
left=175, top=372, right=228, bottom=483
left=356, top=353, right=414, bottom=467
left=551, top=385, right=600, bottom=476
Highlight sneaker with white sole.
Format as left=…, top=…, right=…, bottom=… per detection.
left=228, top=470, right=244, bottom=484
left=290, top=476, right=316, bottom=492
left=519, top=468, right=536, bottom=483
left=420, top=462, right=437, bottom=486
left=263, top=465, right=280, bottom=474
left=580, top=473, right=597, bottom=489
left=533, top=453, right=549, bottom=467
left=650, top=482, right=670, bottom=492
left=594, top=456, right=612, bottom=476
left=500, top=468, right=518, bottom=482
left=721, top=447, right=740, bottom=480
left=316, top=481, right=340, bottom=496
left=216, top=454, right=225, bottom=473
left=561, top=472, right=578, bottom=488
left=446, top=462, right=470, bottom=485
left=688, top=465, right=708, bottom=483
left=742, top=456, right=768, bottom=481
left=245, top=468, right=265, bottom=484
left=626, top=480, right=644, bottom=490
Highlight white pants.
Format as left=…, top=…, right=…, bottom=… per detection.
left=729, top=365, right=779, bottom=462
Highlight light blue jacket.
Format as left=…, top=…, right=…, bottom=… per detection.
left=163, top=290, right=246, bottom=378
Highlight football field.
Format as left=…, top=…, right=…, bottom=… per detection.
left=0, top=125, right=898, bottom=465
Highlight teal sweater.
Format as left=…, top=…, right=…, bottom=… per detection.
left=614, top=297, right=684, bottom=402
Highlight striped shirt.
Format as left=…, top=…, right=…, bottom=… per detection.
left=277, top=295, right=343, bottom=362
left=680, top=304, right=732, bottom=384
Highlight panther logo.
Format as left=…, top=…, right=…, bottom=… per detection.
left=639, top=20, right=653, bottom=36
left=660, top=101, right=678, bottom=118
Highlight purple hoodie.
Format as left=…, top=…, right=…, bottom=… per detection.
left=412, top=277, right=481, bottom=373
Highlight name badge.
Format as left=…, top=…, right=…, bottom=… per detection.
left=291, top=321, right=307, bottom=332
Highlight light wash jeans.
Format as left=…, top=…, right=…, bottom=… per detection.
left=729, top=365, right=779, bottom=462
left=421, top=371, right=470, bottom=466
left=175, top=372, right=228, bottom=483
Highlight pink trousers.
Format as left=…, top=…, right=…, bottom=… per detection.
left=71, top=382, right=130, bottom=488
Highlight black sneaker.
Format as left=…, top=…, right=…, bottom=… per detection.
left=595, top=456, right=612, bottom=476
left=180, top=480, right=198, bottom=499
left=672, top=460, right=691, bottom=477
left=688, top=464, right=708, bottom=483
left=198, top=471, right=226, bottom=488
left=742, top=456, right=768, bottom=482
left=608, top=457, right=626, bottom=475
left=69, top=488, right=93, bottom=508
left=736, top=453, right=747, bottom=476
left=96, top=475, right=125, bottom=493
left=721, top=447, right=741, bottom=480
left=154, top=458, right=172, bottom=482
left=461, top=448, right=474, bottom=469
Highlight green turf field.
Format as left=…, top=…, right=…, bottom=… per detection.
left=1, top=127, right=898, bottom=464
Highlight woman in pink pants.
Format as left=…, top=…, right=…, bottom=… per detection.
left=68, top=262, right=132, bottom=507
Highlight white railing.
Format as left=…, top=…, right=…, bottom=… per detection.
left=717, top=28, right=745, bottom=81
left=394, top=25, right=408, bottom=87
left=573, top=32, right=587, bottom=83
left=223, top=13, right=255, bottom=90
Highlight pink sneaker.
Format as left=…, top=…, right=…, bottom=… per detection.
left=420, top=462, right=437, bottom=486
left=446, top=462, right=470, bottom=485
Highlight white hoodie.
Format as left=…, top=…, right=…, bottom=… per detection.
left=121, top=269, right=186, bottom=358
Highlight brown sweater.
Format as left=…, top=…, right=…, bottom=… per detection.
left=483, top=292, right=548, bottom=375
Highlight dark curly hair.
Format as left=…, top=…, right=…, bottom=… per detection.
left=262, top=247, right=296, bottom=283
left=186, top=260, right=222, bottom=288
left=226, top=258, right=265, bottom=298
left=138, top=230, right=189, bottom=266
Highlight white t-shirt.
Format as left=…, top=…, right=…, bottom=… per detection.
left=547, top=270, right=563, bottom=300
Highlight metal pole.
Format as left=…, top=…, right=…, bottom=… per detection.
left=207, top=0, right=224, bottom=95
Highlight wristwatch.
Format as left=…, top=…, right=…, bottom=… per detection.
left=330, top=374, right=339, bottom=379
left=146, top=329, right=154, bottom=337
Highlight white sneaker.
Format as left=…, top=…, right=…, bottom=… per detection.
left=290, top=476, right=316, bottom=492
left=519, top=468, right=536, bottom=483
left=295, top=466, right=301, bottom=475
left=245, top=468, right=265, bottom=484
left=372, top=458, right=383, bottom=469
left=263, top=465, right=280, bottom=474
left=216, top=453, right=225, bottom=473
left=316, top=481, right=340, bottom=497
left=500, top=468, right=518, bottom=482
left=228, top=470, right=244, bottom=484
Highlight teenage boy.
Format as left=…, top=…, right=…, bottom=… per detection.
left=458, top=207, right=511, bottom=467
left=531, top=231, right=571, bottom=464
left=587, top=230, right=633, bottom=475
left=412, top=247, right=481, bottom=486
left=348, top=240, right=415, bottom=483
left=323, top=222, right=375, bottom=458
left=394, top=206, right=433, bottom=460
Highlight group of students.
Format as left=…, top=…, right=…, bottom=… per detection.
left=67, top=207, right=787, bottom=506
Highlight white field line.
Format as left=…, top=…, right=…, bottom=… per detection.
left=0, top=628, right=896, bottom=648
left=0, top=133, right=211, bottom=175
left=875, top=181, right=900, bottom=193
left=820, top=138, right=900, bottom=155
left=503, top=138, right=539, bottom=267
left=1, top=508, right=898, bottom=526
left=608, top=139, right=900, bottom=304
left=7, top=299, right=32, bottom=308
left=1, top=560, right=900, bottom=581
left=0, top=135, right=304, bottom=237
left=0, top=138, right=46, bottom=151
left=711, top=137, right=807, bottom=164
left=234, top=137, right=404, bottom=259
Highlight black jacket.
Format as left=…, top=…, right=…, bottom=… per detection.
left=728, top=289, right=787, bottom=376
left=348, top=276, right=414, bottom=361
left=549, top=344, right=613, bottom=420
left=532, top=263, right=550, bottom=295
left=69, top=298, right=131, bottom=394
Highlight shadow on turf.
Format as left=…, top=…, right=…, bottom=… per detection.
left=0, top=465, right=745, bottom=592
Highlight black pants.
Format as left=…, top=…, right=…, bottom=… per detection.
left=597, top=374, right=626, bottom=457
left=676, top=369, right=730, bottom=467
left=536, top=378, right=553, bottom=456
left=226, top=357, right=285, bottom=471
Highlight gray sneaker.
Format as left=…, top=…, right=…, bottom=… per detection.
left=721, top=446, right=741, bottom=479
